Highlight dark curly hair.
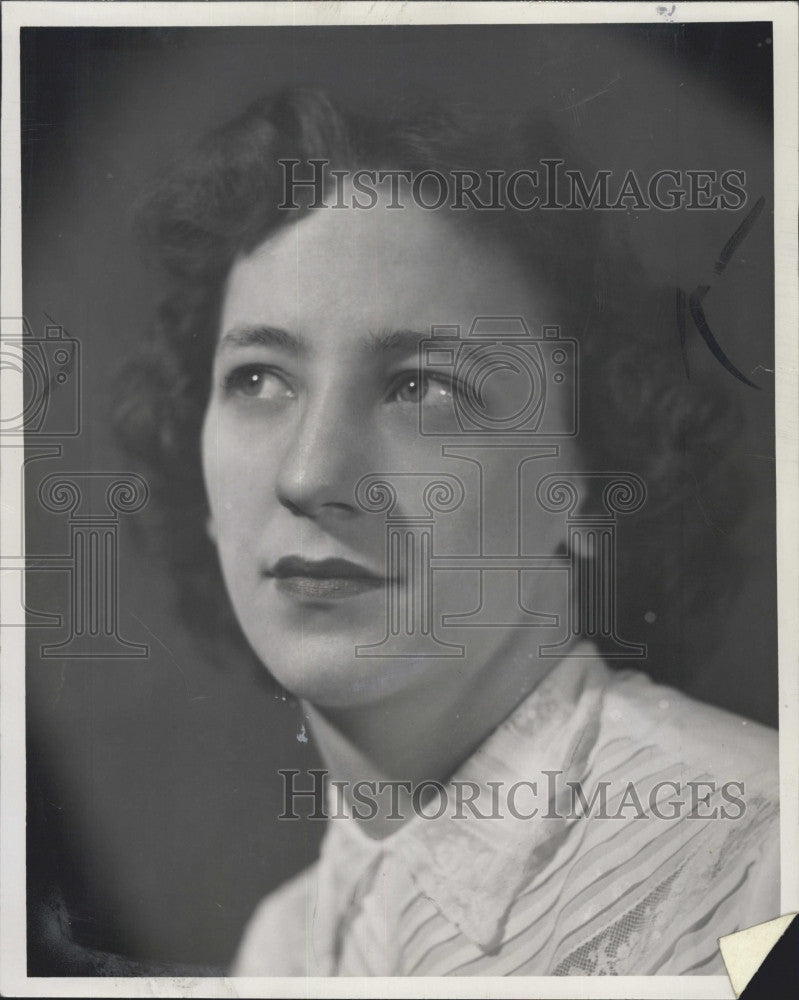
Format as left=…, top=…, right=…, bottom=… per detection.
left=115, top=88, right=748, bottom=684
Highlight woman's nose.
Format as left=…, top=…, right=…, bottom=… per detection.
left=274, top=390, right=366, bottom=519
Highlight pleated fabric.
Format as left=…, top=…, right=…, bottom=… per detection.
left=233, top=643, right=779, bottom=977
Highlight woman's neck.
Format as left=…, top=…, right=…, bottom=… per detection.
left=302, top=630, right=568, bottom=837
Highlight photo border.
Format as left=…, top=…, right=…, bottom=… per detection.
left=2, top=3, right=796, bottom=997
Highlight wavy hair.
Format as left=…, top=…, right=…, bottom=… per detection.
left=115, top=88, right=748, bottom=683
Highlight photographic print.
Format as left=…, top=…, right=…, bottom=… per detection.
left=1, top=2, right=797, bottom=997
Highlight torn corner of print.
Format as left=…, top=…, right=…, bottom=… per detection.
left=718, top=912, right=798, bottom=997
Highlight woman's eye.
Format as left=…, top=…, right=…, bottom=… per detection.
left=388, top=372, right=454, bottom=406
left=222, top=365, right=295, bottom=401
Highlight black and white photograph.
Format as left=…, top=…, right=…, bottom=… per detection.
left=1, top=2, right=797, bottom=996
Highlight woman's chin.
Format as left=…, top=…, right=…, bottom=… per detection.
left=256, top=638, right=447, bottom=710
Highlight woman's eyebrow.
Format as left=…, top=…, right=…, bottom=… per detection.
left=219, top=325, right=302, bottom=353
left=369, top=328, right=427, bottom=356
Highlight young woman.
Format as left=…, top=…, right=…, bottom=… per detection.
left=120, top=89, right=778, bottom=976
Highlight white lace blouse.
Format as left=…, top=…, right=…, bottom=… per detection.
left=232, top=643, right=780, bottom=976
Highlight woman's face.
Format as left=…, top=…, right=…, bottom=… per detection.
left=202, top=194, right=580, bottom=709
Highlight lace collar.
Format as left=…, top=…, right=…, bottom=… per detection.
left=322, top=641, right=610, bottom=951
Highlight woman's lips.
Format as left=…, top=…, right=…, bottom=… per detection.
left=266, top=555, right=387, bottom=601
left=275, top=576, right=383, bottom=599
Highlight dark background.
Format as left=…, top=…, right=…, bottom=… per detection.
left=21, top=23, right=776, bottom=973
